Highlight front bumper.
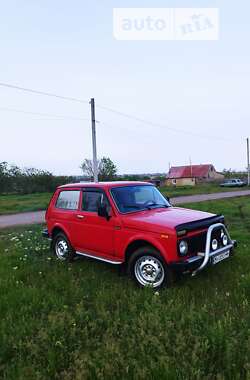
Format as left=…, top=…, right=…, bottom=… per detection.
left=169, top=223, right=237, bottom=275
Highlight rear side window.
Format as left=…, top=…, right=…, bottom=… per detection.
left=82, top=190, right=110, bottom=212
left=56, top=190, right=80, bottom=210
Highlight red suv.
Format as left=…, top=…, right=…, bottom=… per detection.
left=43, top=181, right=236, bottom=288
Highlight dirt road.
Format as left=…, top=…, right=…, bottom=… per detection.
left=0, top=189, right=249, bottom=229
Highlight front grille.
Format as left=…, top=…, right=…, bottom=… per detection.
left=186, top=232, right=206, bottom=254
left=180, top=227, right=225, bottom=256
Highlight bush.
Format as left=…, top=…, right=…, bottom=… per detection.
left=0, top=162, right=74, bottom=195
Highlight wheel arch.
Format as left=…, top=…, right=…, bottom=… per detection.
left=51, top=225, right=70, bottom=241
left=124, top=238, right=166, bottom=264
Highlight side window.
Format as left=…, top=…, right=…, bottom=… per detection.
left=56, top=190, right=80, bottom=210
left=82, top=191, right=110, bottom=213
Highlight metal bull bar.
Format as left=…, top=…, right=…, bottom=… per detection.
left=192, top=223, right=234, bottom=276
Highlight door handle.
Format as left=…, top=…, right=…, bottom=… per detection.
left=76, top=214, right=85, bottom=219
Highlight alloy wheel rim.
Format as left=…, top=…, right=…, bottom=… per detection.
left=134, top=255, right=165, bottom=287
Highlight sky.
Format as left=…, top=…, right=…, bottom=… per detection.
left=0, top=0, right=249, bottom=175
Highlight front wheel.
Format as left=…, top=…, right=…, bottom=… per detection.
left=128, top=247, right=173, bottom=289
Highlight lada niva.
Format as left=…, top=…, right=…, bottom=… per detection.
left=43, top=182, right=237, bottom=288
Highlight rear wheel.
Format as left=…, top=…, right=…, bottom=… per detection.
left=52, top=232, right=75, bottom=262
left=128, top=246, right=173, bottom=289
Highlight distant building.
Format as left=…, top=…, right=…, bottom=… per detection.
left=166, top=164, right=224, bottom=186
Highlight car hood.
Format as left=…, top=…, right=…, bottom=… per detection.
left=121, top=206, right=215, bottom=233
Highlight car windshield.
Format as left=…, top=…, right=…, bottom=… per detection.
left=111, top=185, right=171, bottom=213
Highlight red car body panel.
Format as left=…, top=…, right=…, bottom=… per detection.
left=45, top=182, right=218, bottom=264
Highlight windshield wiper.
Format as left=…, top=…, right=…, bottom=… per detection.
left=145, top=203, right=169, bottom=210
left=124, top=204, right=141, bottom=209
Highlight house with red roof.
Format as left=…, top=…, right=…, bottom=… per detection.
left=166, top=164, right=224, bottom=187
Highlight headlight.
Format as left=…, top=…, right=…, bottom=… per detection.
left=212, top=238, right=218, bottom=251
left=179, top=240, right=188, bottom=256
left=222, top=234, right=228, bottom=246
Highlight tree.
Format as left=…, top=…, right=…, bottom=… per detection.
left=0, top=162, right=9, bottom=193
left=80, top=157, right=117, bottom=181
left=80, top=159, right=96, bottom=179
left=99, top=157, right=118, bottom=181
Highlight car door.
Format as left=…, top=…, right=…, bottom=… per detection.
left=72, top=188, right=115, bottom=257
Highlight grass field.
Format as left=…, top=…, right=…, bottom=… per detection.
left=0, top=193, right=52, bottom=215
left=0, top=197, right=249, bottom=379
left=0, top=183, right=247, bottom=215
left=161, top=183, right=247, bottom=198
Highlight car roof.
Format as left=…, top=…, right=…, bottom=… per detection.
left=58, top=181, right=154, bottom=190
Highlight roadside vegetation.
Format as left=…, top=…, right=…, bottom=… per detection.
left=0, top=197, right=249, bottom=379
left=0, top=162, right=74, bottom=195
left=161, top=182, right=247, bottom=198
left=0, top=182, right=248, bottom=215
left=0, top=160, right=248, bottom=215
left=0, top=193, right=52, bottom=215
left=0, top=158, right=117, bottom=196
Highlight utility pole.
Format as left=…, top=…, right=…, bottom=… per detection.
left=247, top=138, right=250, bottom=186
left=90, top=98, right=98, bottom=182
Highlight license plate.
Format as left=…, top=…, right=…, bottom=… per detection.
left=212, top=250, right=230, bottom=265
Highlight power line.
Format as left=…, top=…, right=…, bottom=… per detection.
left=0, top=106, right=89, bottom=121
left=96, top=103, right=234, bottom=142
left=99, top=117, right=233, bottom=142
left=0, top=81, right=236, bottom=141
left=0, top=82, right=89, bottom=104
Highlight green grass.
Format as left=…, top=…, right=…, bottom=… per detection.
left=0, top=193, right=52, bottom=215
left=0, top=183, right=248, bottom=215
left=0, top=197, right=250, bottom=379
left=161, top=182, right=247, bottom=198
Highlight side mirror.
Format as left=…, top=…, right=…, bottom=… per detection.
left=97, top=203, right=110, bottom=220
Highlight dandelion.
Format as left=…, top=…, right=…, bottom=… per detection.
left=13, top=266, right=18, bottom=270
left=4, top=249, right=8, bottom=252
left=154, top=291, right=160, bottom=296
left=39, top=271, right=42, bottom=275
left=226, top=292, right=230, bottom=297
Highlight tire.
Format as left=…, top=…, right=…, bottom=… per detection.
left=52, top=232, right=75, bottom=262
left=127, top=246, right=174, bottom=289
